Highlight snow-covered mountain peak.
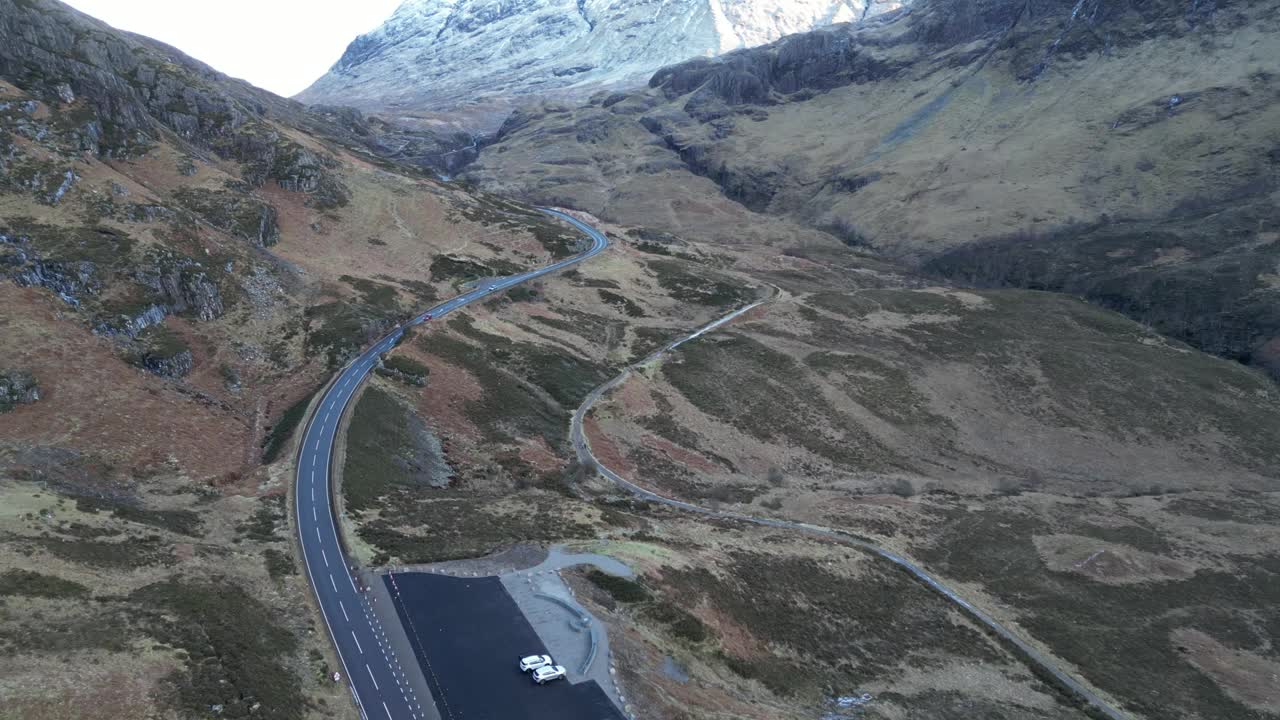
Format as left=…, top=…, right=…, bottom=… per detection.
left=297, top=0, right=906, bottom=132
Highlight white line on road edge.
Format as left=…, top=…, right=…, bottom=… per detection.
left=367, top=664, right=378, bottom=688
left=294, top=208, right=608, bottom=720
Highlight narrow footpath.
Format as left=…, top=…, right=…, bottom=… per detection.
left=568, top=299, right=1131, bottom=720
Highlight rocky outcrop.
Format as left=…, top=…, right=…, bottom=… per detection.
left=310, top=105, right=479, bottom=175
left=97, top=304, right=168, bottom=338
left=140, top=349, right=193, bottom=378
left=296, top=0, right=907, bottom=134
left=3, top=223, right=226, bottom=337
left=172, top=187, right=280, bottom=247
left=134, top=250, right=225, bottom=321
left=1, top=231, right=101, bottom=306
left=646, top=0, right=1228, bottom=108
left=0, top=0, right=352, bottom=204
left=213, top=123, right=351, bottom=209
left=0, top=369, right=39, bottom=411
left=133, top=326, right=193, bottom=378
left=649, top=23, right=902, bottom=105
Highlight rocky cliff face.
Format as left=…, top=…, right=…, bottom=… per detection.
left=296, top=0, right=906, bottom=133
left=466, top=0, right=1280, bottom=380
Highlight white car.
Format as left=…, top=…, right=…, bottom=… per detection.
left=518, top=654, right=553, bottom=673
left=532, top=665, right=567, bottom=685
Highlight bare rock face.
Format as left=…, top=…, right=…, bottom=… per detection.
left=172, top=188, right=280, bottom=248
left=295, top=0, right=907, bottom=133
left=0, top=369, right=39, bottom=411
left=133, top=326, right=193, bottom=378
left=0, top=0, right=356, bottom=202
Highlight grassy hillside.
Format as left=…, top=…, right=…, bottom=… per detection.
left=464, top=0, right=1280, bottom=379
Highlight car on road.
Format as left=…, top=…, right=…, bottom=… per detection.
left=519, top=654, right=553, bottom=672
left=532, top=665, right=567, bottom=685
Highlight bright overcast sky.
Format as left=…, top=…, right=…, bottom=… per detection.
left=61, top=0, right=406, bottom=97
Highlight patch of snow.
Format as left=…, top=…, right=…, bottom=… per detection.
left=297, top=0, right=909, bottom=132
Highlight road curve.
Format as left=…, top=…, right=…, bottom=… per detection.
left=293, top=208, right=609, bottom=720
left=569, top=303, right=1131, bottom=720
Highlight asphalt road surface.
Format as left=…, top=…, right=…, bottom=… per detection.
left=294, top=209, right=609, bottom=720
left=385, top=572, right=625, bottom=720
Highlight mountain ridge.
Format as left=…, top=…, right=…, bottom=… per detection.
left=296, top=0, right=907, bottom=133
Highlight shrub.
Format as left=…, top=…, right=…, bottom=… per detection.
left=261, top=385, right=321, bottom=463
left=586, top=569, right=650, bottom=603
left=264, top=549, right=296, bottom=579
left=0, top=569, right=90, bottom=599
left=889, top=478, right=916, bottom=497
left=646, top=602, right=708, bottom=643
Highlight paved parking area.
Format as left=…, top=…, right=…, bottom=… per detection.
left=385, top=572, right=625, bottom=720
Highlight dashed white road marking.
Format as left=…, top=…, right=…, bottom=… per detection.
left=322, top=548, right=329, bottom=567
left=383, top=701, right=393, bottom=719
left=316, top=527, right=322, bottom=542
left=367, top=664, right=378, bottom=689
left=340, top=601, right=349, bottom=621
left=313, top=507, right=318, bottom=521
left=352, top=631, right=364, bottom=655
left=329, top=574, right=339, bottom=592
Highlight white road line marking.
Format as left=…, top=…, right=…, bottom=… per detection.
left=313, top=507, right=317, bottom=521
left=310, top=487, right=314, bottom=501
left=313, top=436, right=320, bottom=451
left=340, top=601, right=349, bottom=621
left=323, top=411, right=330, bottom=424
left=329, top=574, right=338, bottom=592
left=383, top=701, right=393, bottom=720
left=367, top=665, right=378, bottom=689
left=322, top=548, right=329, bottom=567
left=316, top=527, right=322, bottom=542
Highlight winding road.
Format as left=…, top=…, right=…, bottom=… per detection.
left=296, top=206, right=1127, bottom=720
left=568, top=302, right=1131, bottom=720
left=293, top=209, right=608, bottom=720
